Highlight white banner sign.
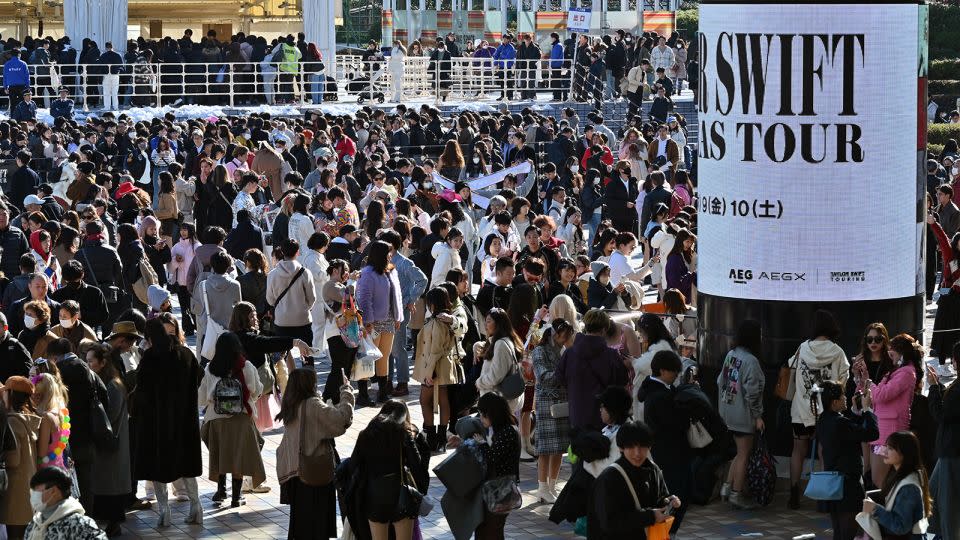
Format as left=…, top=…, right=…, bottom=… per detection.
left=696, top=3, right=923, bottom=301
left=432, top=161, right=534, bottom=209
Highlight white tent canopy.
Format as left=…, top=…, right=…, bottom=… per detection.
left=63, top=0, right=128, bottom=53
left=302, top=0, right=339, bottom=71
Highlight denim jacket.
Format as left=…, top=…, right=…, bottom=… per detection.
left=392, top=252, right=428, bottom=307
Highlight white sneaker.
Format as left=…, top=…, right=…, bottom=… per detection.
left=537, top=482, right=557, bottom=504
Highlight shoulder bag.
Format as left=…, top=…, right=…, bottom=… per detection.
left=262, top=267, right=305, bottom=336
left=481, top=474, right=522, bottom=515
left=297, top=399, right=336, bottom=486
left=199, top=281, right=228, bottom=359
left=79, top=249, right=120, bottom=304
left=775, top=346, right=802, bottom=400
left=610, top=463, right=673, bottom=540
left=803, top=438, right=843, bottom=501
left=497, top=353, right=526, bottom=401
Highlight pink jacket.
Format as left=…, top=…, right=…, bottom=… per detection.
left=170, top=239, right=201, bottom=287
left=870, top=365, right=917, bottom=445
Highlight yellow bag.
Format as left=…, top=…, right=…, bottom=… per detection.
left=611, top=463, right=673, bottom=540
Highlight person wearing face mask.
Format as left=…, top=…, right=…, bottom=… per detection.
left=50, top=260, right=109, bottom=332
left=51, top=300, right=97, bottom=355
left=6, top=274, right=61, bottom=339
left=605, top=161, right=641, bottom=236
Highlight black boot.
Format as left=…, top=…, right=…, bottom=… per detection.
left=788, top=484, right=800, bottom=510
left=356, top=380, right=373, bottom=408
left=424, top=425, right=437, bottom=452
left=376, top=376, right=391, bottom=403
left=231, top=477, right=245, bottom=508
left=212, top=475, right=227, bottom=503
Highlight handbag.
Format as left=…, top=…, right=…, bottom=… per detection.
left=611, top=463, right=674, bottom=540
left=497, top=350, right=525, bottom=400
left=549, top=402, right=569, bottom=418
left=686, top=420, right=713, bottom=449
left=200, top=282, right=228, bottom=360
left=480, top=475, right=522, bottom=515
left=262, top=267, right=305, bottom=336
left=297, top=400, right=336, bottom=486
left=351, top=335, right=381, bottom=381
left=803, top=438, right=844, bottom=501
left=336, top=292, right=363, bottom=349
left=775, top=347, right=801, bottom=400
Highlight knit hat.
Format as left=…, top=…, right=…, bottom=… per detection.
left=590, top=260, right=610, bottom=277
left=147, top=284, right=171, bottom=312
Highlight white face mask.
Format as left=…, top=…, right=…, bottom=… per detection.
left=59, top=318, right=75, bottom=329
left=570, top=165, right=579, bottom=173
left=473, top=157, right=480, bottom=164
left=30, top=490, right=46, bottom=513
left=24, top=315, right=38, bottom=330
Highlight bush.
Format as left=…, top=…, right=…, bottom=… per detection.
left=931, top=59, right=960, bottom=80
left=928, top=123, right=960, bottom=145
left=931, top=3, right=960, bottom=60
left=929, top=143, right=945, bottom=157
left=930, top=80, right=960, bottom=95
left=676, top=9, right=698, bottom=42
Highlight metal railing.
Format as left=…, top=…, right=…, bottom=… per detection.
left=0, top=55, right=661, bottom=111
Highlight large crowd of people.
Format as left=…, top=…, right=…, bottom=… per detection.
left=0, top=28, right=691, bottom=114
left=0, top=24, right=953, bottom=540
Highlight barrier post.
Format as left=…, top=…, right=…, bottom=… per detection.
left=229, top=65, right=235, bottom=108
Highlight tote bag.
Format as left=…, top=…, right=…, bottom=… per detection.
left=200, top=282, right=227, bottom=360
left=611, top=463, right=673, bottom=540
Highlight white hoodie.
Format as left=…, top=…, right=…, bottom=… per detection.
left=790, top=339, right=850, bottom=427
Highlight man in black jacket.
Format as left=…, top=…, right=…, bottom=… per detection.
left=50, top=259, right=109, bottom=332
left=519, top=34, right=542, bottom=100
left=639, top=171, right=673, bottom=234
left=0, top=204, right=30, bottom=278
left=0, top=312, right=32, bottom=383
left=638, top=350, right=691, bottom=533
left=325, top=224, right=359, bottom=267
left=75, top=220, right=125, bottom=325
left=476, top=257, right=515, bottom=315
left=604, top=163, right=641, bottom=236
left=50, top=338, right=108, bottom=512
left=547, top=127, right=576, bottom=170
left=224, top=208, right=264, bottom=260
left=8, top=150, right=40, bottom=211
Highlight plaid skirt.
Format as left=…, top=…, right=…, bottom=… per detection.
left=534, top=390, right=571, bottom=455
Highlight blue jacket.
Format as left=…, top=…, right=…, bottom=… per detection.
left=391, top=252, right=428, bottom=307
left=550, top=43, right=564, bottom=69
left=11, top=100, right=36, bottom=122
left=3, top=58, right=30, bottom=88
left=872, top=482, right=926, bottom=539
left=493, top=43, right=516, bottom=70
left=50, top=98, right=75, bottom=120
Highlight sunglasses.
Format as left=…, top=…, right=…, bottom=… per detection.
left=865, top=336, right=883, bottom=344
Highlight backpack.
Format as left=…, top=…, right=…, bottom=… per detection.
left=213, top=376, right=244, bottom=415
left=271, top=46, right=285, bottom=64
left=132, top=258, right=159, bottom=305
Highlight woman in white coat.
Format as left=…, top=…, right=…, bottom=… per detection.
left=389, top=40, right=407, bottom=102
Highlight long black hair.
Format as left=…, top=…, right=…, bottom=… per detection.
left=275, top=368, right=317, bottom=423
left=365, top=240, right=393, bottom=274
left=477, top=393, right=517, bottom=429
left=637, top=313, right=676, bottom=350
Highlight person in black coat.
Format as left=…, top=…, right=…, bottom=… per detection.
left=50, top=259, right=109, bottom=331
left=5, top=274, right=61, bottom=338
left=76, top=220, right=125, bottom=325
left=49, top=338, right=108, bottom=512
left=587, top=421, right=679, bottom=540
left=605, top=164, right=641, bottom=236
left=0, top=205, right=30, bottom=278
left=815, top=380, right=879, bottom=540
left=205, top=167, right=239, bottom=233
left=925, top=360, right=960, bottom=538
left=547, top=128, right=577, bottom=170
left=639, top=171, right=673, bottom=234
left=0, top=312, right=32, bottom=382
left=224, top=210, right=264, bottom=260
left=8, top=151, right=40, bottom=211
left=637, top=350, right=691, bottom=533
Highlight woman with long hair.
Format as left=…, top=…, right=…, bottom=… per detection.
left=475, top=308, right=525, bottom=411
left=663, top=288, right=697, bottom=340
left=861, top=431, right=932, bottom=539
left=632, top=313, right=678, bottom=416
left=86, top=343, right=132, bottom=537
left=355, top=241, right=404, bottom=401
left=511, top=196, right=532, bottom=235
left=532, top=318, right=575, bottom=503
left=717, top=320, right=766, bottom=509
left=351, top=399, right=431, bottom=540
left=813, top=380, right=878, bottom=540
left=199, top=332, right=265, bottom=508
left=206, top=164, right=239, bottom=233
left=275, top=368, right=354, bottom=539
left=412, top=287, right=464, bottom=453
left=31, top=372, right=70, bottom=472
left=133, top=317, right=203, bottom=527
left=155, top=171, right=179, bottom=244
left=170, top=223, right=201, bottom=335
left=150, top=137, right=176, bottom=206
left=0, top=376, right=41, bottom=540
left=438, top=140, right=466, bottom=181
left=664, top=228, right=697, bottom=300
left=869, top=334, right=923, bottom=489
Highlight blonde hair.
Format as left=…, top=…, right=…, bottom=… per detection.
left=33, top=373, right=68, bottom=415
left=549, top=294, right=581, bottom=333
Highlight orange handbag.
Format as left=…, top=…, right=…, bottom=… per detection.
left=610, top=463, right=674, bottom=540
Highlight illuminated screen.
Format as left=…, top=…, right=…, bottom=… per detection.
left=697, top=2, right=924, bottom=301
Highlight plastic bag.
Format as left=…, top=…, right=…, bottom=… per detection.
left=351, top=335, right=381, bottom=381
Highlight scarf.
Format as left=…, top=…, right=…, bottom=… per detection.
left=28, top=497, right=86, bottom=540
left=29, top=230, right=50, bottom=262
left=85, top=233, right=105, bottom=243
